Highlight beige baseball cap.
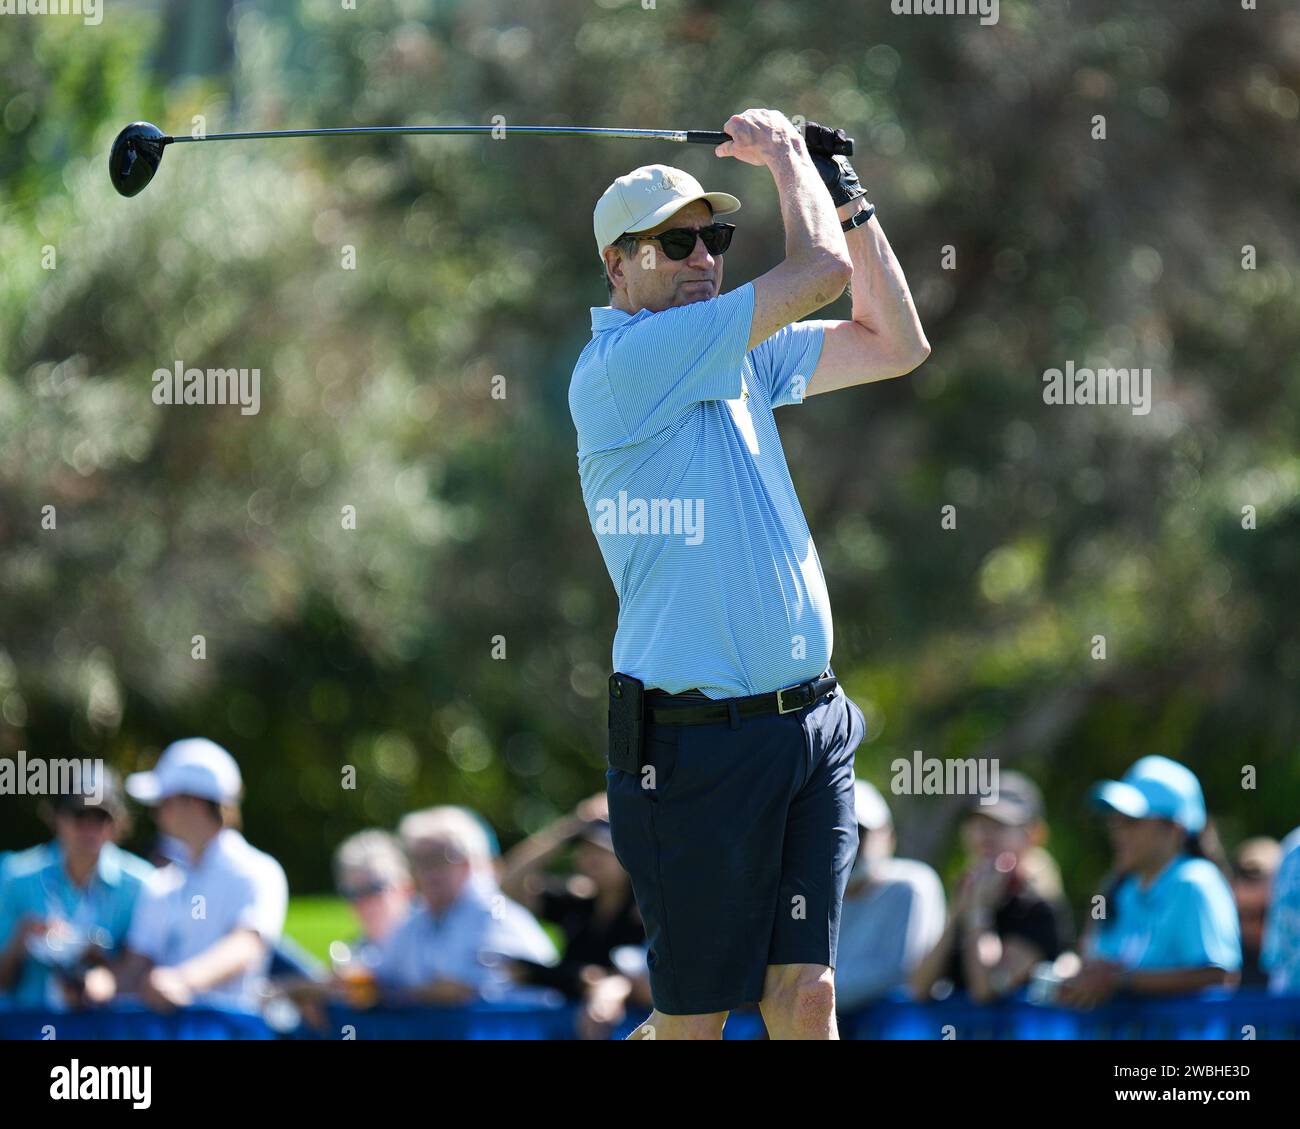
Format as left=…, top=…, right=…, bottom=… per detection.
left=593, top=164, right=741, bottom=257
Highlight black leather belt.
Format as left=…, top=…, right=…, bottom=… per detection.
left=646, top=670, right=838, bottom=726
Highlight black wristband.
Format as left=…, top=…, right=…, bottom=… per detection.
left=841, top=203, right=875, bottom=232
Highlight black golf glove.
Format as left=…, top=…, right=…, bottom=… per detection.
left=803, top=120, right=867, bottom=208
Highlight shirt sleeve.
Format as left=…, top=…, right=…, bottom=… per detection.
left=0, top=873, right=21, bottom=953
left=235, top=860, right=288, bottom=945
left=747, top=318, right=826, bottom=408
left=125, top=878, right=171, bottom=964
left=487, top=904, right=560, bottom=966
left=1167, top=871, right=1242, bottom=972
left=834, top=886, right=919, bottom=1010
left=904, top=867, right=948, bottom=970
left=604, top=283, right=755, bottom=441
left=1262, top=841, right=1300, bottom=986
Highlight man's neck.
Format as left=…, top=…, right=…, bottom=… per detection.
left=63, top=852, right=99, bottom=889
left=1135, top=849, right=1181, bottom=886
left=181, top=824, right=224, bottom=865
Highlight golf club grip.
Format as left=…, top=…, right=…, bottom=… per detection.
left=685, top=130, right=855, bottom=156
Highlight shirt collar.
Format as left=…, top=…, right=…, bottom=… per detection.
left=1134, top=852, right=1185, bottom=895
left=187, top=827, right=241, bottom=872
left=590, top=305, right=633, bottom=335
left=45, top=839, right=123, bottom=888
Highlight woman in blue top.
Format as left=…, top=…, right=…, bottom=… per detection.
left=1059, top=755, right=1241, bottom=1008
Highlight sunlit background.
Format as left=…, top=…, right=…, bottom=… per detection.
left=2, top=0, right=1298, bottom=944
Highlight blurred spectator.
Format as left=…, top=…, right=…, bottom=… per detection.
left=498, top=792, right=648, bottom=1036
left=1262, top=826, right=1300, bottom=995
left=0, top=767, right=152, bottom=1009
left=270, top=829, right=414, bottom=1022
left=374, top=806, right=557, bottom=1003
left=1232, top=837, right=1282, bottom=988
left=835, top=781, right=945, bottom=1011
left=1060, top=755, right=1240, bottom=1008
left=85, top=739, right=289, bottom=1013
left=911, top=771, right=1069, bottom=1004
left=332, top=829, right=414, bottom=966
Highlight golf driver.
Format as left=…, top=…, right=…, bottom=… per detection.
left=109, top=120, right=854, bottom=197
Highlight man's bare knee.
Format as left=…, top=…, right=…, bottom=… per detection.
left=629, top=1009, right=727, bottom=1040
left=761, top=968, right=837, bottom=1037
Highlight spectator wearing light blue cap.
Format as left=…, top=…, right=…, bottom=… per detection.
left=1059, top=755, right=1241, bottom=1008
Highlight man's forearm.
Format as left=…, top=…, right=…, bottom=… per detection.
left=837, top=199, right=928, bottom=353
left=767, top=137, right=851, bottom=270
left=1124, top=965, right=1234, bottom=996
left=174, top=929, right=266, bottom=993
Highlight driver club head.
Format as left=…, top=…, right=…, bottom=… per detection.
left=109, top=121, right=169, bottom=197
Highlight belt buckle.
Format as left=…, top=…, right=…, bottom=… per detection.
left=777, top=685, right=803, bottom=715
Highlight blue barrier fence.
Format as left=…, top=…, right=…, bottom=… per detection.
left=3, top=990, right=1297, bottom=1040
left=0, top=1003, right=275, bottom=1041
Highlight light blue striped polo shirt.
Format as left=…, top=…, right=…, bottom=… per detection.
left=568, top=281, right=830, bottom=698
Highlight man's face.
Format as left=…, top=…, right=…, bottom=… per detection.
left=607, top=200, right=724, bottom=314
left=55, top=809, right=114, bottom=868
left=407, top=837, right=472, bottom=911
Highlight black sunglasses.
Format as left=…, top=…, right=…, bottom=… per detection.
left=628, top=222, right=735, bottom=261
left=340, top=880, right=391, bottom=901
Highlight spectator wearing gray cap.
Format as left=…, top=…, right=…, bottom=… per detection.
left=834, top=781, right=945, bottom=1012
left=910, top=771, right=1070, bottom=1004
left=84, top=738, right=289, bottom=1014
left=0, top=766, right=153, bottom=1009
left=373, top=806, right=558, bottom=1003
left=499, top=792, right=649, bottom=1037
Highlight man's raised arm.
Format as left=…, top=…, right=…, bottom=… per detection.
left=714, top=109, right=852, bottom=352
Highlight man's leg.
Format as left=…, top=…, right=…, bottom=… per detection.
left=626, top=1009, right=729, bottom=1040
left=758, top=963, right=838, bottom=1040
left=762, top=688, right=865, bottom=1041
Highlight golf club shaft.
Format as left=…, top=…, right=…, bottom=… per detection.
left=165, top=125, right=732, bottom=147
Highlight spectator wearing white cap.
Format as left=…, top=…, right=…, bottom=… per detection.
left=84, top=738, right=288, bottom=1014
left=834, top=781, right=945, bottom=1013
left=374, top=806, right=558, bottom=1003
left=1059, top=755, right=1241, bottom=1008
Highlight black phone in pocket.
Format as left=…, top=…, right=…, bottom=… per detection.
left=607, top=672, right=645, bottom=774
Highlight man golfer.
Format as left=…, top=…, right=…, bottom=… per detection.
left=569, top=107, right=929, bottom=1040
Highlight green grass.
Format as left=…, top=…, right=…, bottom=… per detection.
left=284, top=895, right=566, bottom=963
left=284, top=896, right=355, bottom=962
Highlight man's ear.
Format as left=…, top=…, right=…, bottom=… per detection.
left=604, top=247, right=624, bottom=290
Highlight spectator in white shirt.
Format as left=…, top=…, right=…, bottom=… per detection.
left=84, top=738, right=288, bottom=1014
left=835, top=781, right=946, bottom=1012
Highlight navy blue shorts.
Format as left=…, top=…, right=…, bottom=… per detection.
left=606, top=685, right=864, bottom=1015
